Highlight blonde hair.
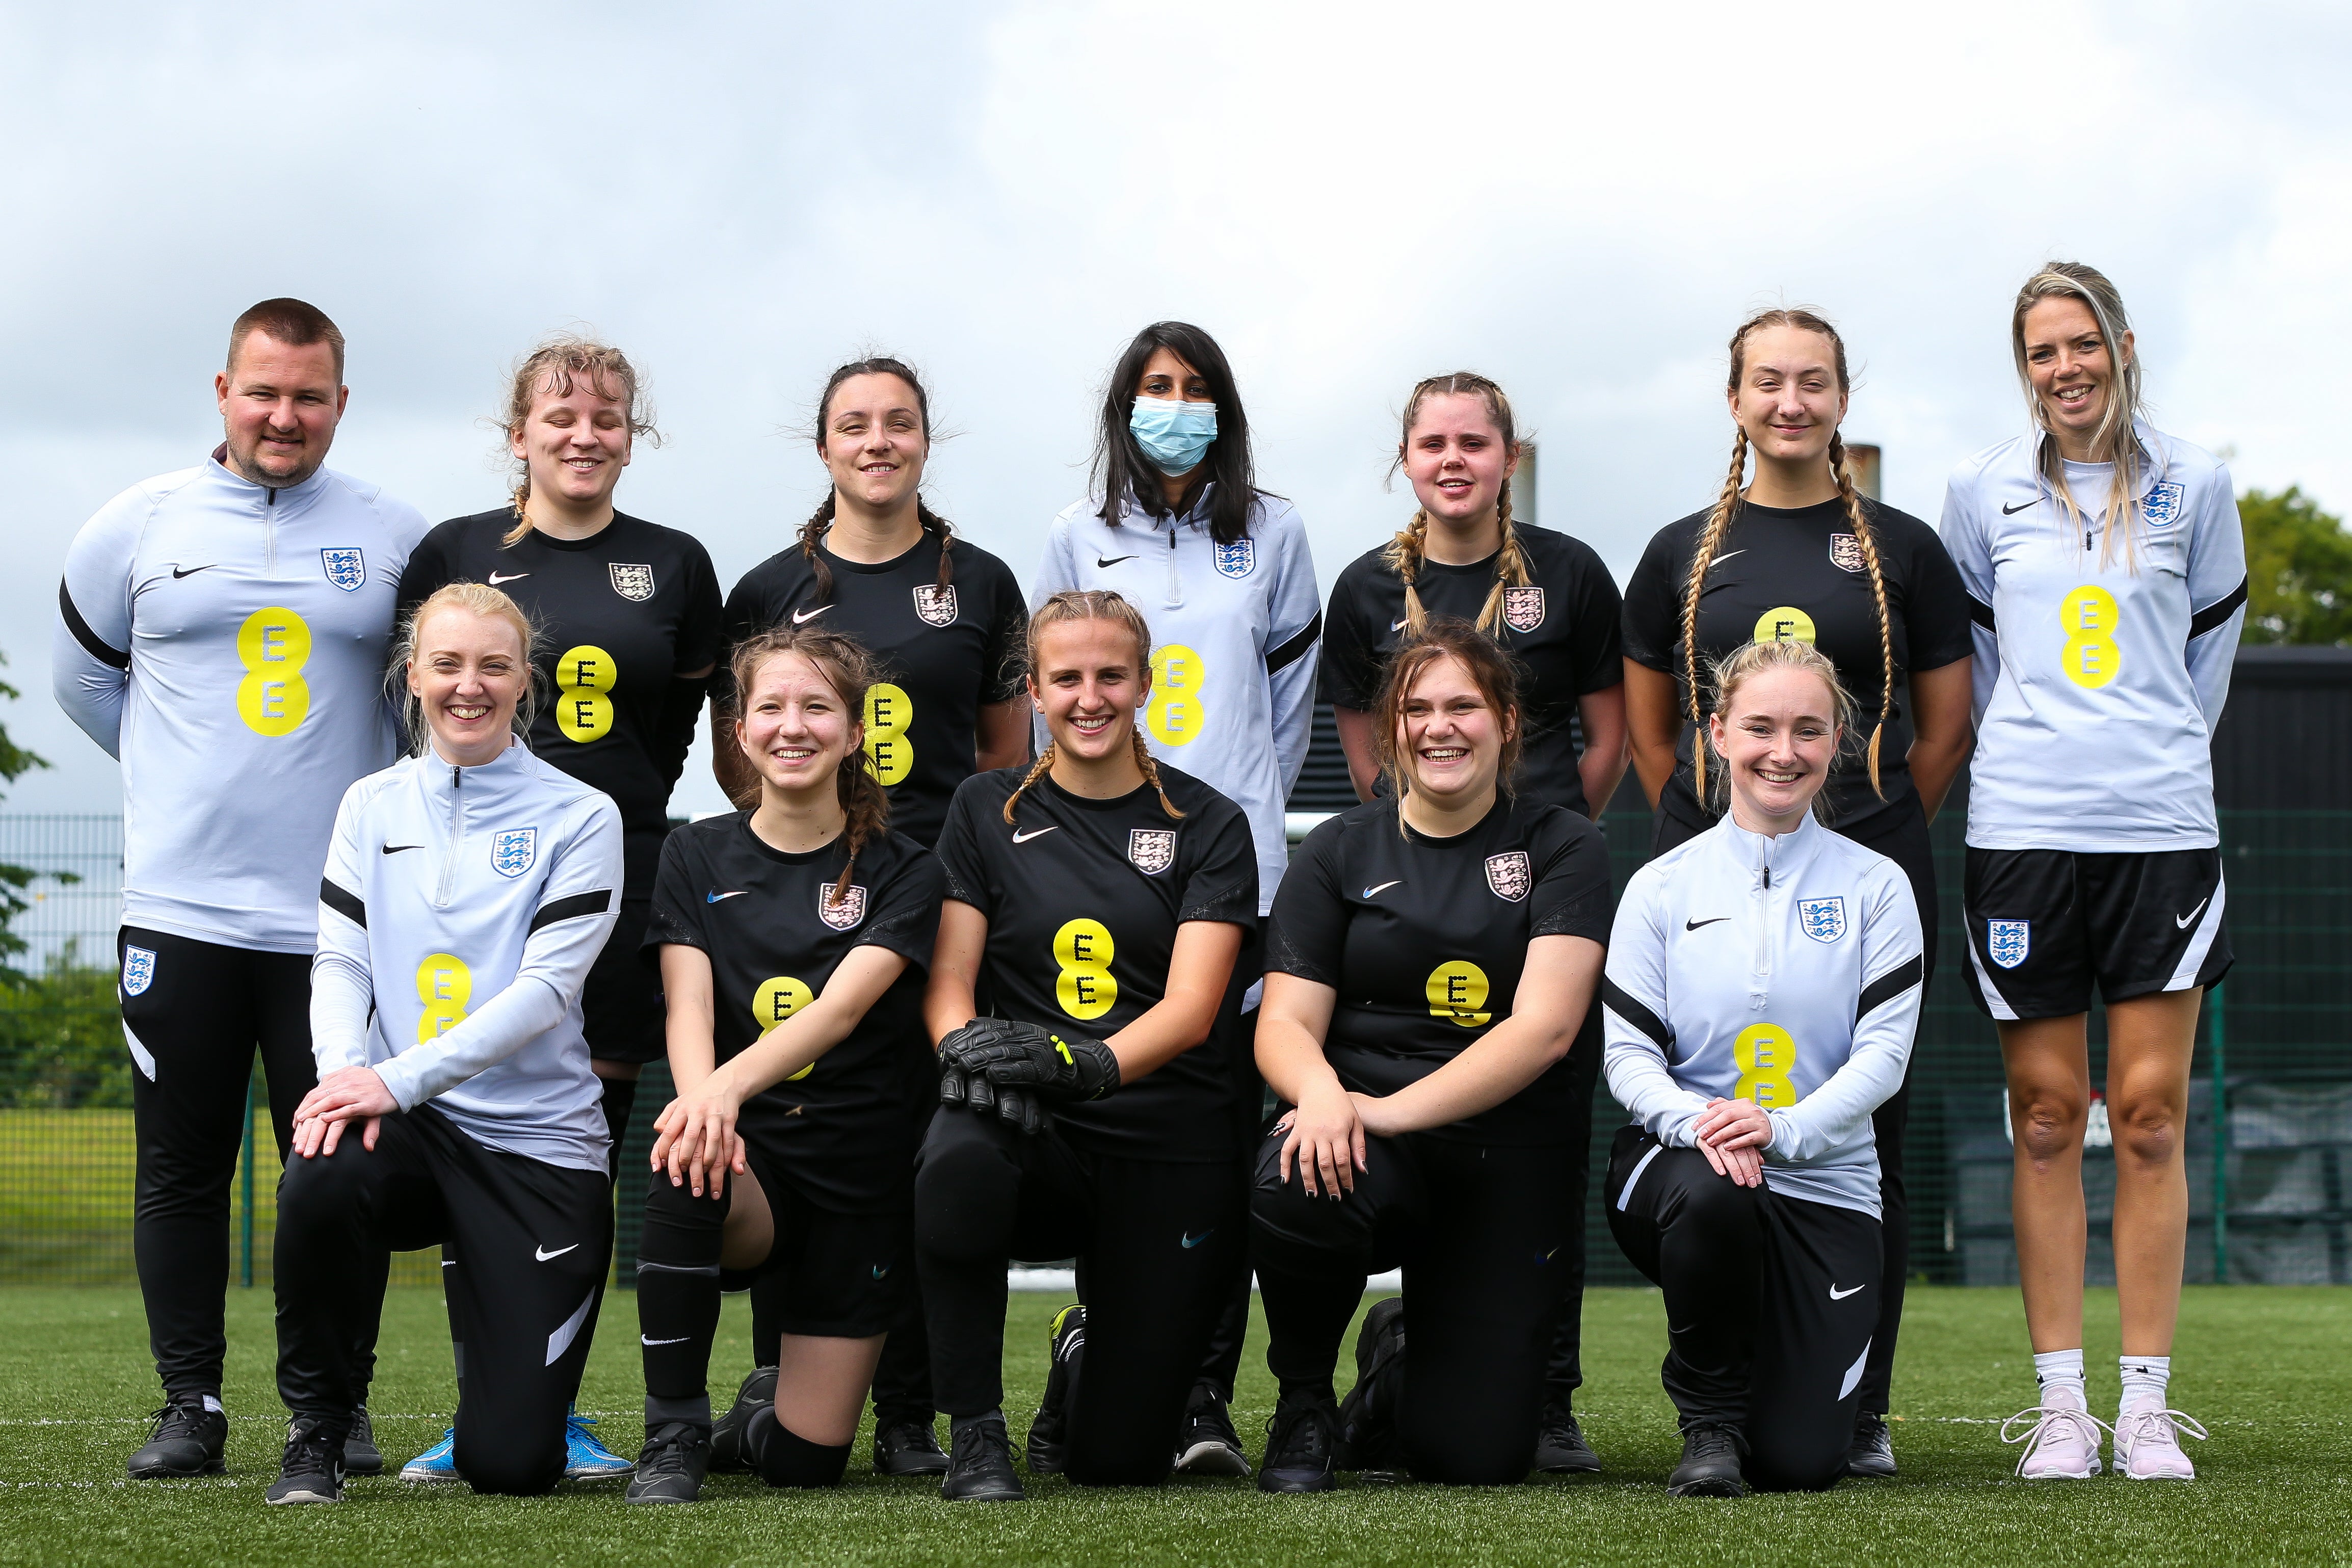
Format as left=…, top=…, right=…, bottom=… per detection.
left=1703, top=639, right=1857, bottom=825
left=2011, top=261, right=2147, bottom=569
left=1005, top=590, right=1183, bottom=826
left=1381, top=373, right=1532, bottom=639
left=499, top=334, right=662, bottom=546
left=1682, top=308, right=1893, bottom=806
left=389, top=581, right=543, bottom=753
left=727, top=626, right=892, bottom=911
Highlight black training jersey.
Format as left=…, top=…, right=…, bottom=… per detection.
left=396, top=510, right=725, bottom=866
left=646, top=813, right=943, bottom=1212
left=1267, top=793, right=1614, bottom=1146
left=1621, top=497, right=1973, bottom=835
left=934, top=764, right=1258, bottom=1162
left=1320, top=523, right=1623, bottom=817
left=723, top=533, right=1027, bottom=848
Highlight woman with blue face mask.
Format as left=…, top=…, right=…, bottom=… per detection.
left=1026, top=321, right=1323, bottom=1477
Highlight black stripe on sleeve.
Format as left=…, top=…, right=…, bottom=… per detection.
left=529, top=889, right=614, bottom=934
left=1856, top=953, right=1925, bottom=1021
left=319, top=878, right=366, bottom=929
left=2187, top=577, right=2249, bottom=642
left=1965, top=592, right=1996, bottom=633
left=59, top=580, right=129, bottom=670
left=1602, top=978, right=1673, bottom=1051
left=1265, top=611, right=1324, bottom=675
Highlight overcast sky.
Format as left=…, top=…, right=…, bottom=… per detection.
left=5, top=0, right=2348, bottom=819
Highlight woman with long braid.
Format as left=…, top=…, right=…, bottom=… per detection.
left=1619, top=307, right=1974, bottom=1477
left=715, top=356, right=1028, bottom=1475
left=1320, top=372, right=1624, bottom=1473
left=916, top=591, right=1257, bottom=1500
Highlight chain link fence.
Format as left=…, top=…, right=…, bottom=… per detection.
left=3, top=811, right=2346, bottom=1289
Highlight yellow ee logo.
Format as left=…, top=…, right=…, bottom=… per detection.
left=415, top=953, right=472, bottom=1041
left=1733, top=1022, right=1798, bottom=1108
left=235, top=607, right=312, bottom=737
left=1053, top=918, right=1118, bottom=1021
left=1146, top=644, right=1205, bottom=747
left=751, top=976, right=817, bottom=1080
left=864, top=682, right=913, bottom=786
left=555, top=646, right=617, bottom=742
left=1426, top=960, right=1491, bottom=1028
left=1754, top=606, right=1817, bottom=646
left=2059, top=586, right=2122, bottom=689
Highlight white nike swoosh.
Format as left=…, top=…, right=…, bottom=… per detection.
left=2176, top=898, right=2209, bottom=929
left=1362, top=881, right=1402, bottom=898
left=791, top=605, right=832, bottom=623
left=487, top=571, right=530, bottom=586
left=641, top=1335, right=690, bottom=1346
left=1011, top=827, right=1059, bottom=843
left=534, top=1243, right=579, bottom=1262
left=1708, top=550, right=1746, bottom=569
left=1829, top=1283, right=1864, bottom=1300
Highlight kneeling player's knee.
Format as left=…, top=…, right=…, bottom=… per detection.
left=1674, top=1165, right=1762, bottom=1240
left=457, top=1434, right=564, bottom=1497
left=913, top=1139, right=1014, bottom=1262
left=275, top=1148, right=367, bottom=1230
left=1250, top=1181, right=1371, bottom=1276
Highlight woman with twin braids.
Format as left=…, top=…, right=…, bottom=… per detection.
left=712, top=356, right=1029, bottom=1477
left=1619, top=307, right=1975, bottom=1479
left=1318, top=370, right=1627, bottom=1475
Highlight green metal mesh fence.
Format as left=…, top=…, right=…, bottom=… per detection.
left=2, top=812, right=2346, bottom=1289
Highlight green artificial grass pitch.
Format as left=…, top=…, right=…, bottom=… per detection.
left=1, top=1286, right=2348, bottom=1566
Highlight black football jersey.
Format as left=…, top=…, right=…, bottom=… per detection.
left=934, top=764, right=1258, bottom=1162
left=1621, top=496, right=1973, bottom=835
left=722, top=532, right=1027, bottom=848
left=1320, top=522, right=1623, bottom=817
left=1267, top=793, right=1613, bottom=1146
left=396, top=510, right=725, bottom=881
left=646, top=813, right=943, bottom=1212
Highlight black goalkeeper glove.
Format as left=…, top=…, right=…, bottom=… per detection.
left=938, top=1019, right=1047, bottom=1135
left=955, top=1023, right=1121, bottom=1105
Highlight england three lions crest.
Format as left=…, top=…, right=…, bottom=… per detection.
left=491, top=828, right=538, bottom=879
left=319, top=548, right=367, bottom=593
left=818, top=884, right=867, bottom=931
left=1798, top=897, right=1847, bottom=944
left=121, top=945, right=156, bottom=998
left=1214, top=538, right=1255, bottom=579
left=1485, top=851, right=1531, bottom=902
left=2142, top=481, right=2185, bottom=530
left=913, top=586, right=959, bottom=627
left=1988, top=919, right=2030, bottom=969
left=609, top=563, right=656, bottom=602
left=1501, top=587, right=1546, bottom=633
left=1829, top=534, right=1865, bottom=573
left=1128, top=829, right=1176, bottom=875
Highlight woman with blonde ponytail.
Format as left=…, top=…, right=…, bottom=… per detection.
left=1620, top=307, right=1974, bottom=1479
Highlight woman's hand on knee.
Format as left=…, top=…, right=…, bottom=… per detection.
left=1695, top=1099, right=1770, bottom=1188
left=651, top=1080, right=748, bottom=1199
left=292, top=1067, right=395, bottom=1159
left=1279, top=1082, right=1366, bottom=1199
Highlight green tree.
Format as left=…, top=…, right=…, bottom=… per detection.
left=2240, top=486, right=2352, bottom=646
left=0, top=650, right=53, bottom=977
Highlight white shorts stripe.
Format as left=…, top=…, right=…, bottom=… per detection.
left=545, top=1291, right=595, bottom=1367
left=122, top=1023, right=156, bottom=1081
left=1965, top=932, right=2020, bottom=1022
left=2165, top=865, right=2227, bottom=992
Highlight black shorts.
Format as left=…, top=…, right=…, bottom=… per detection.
left=583, top=895, right=665, bottom=1065
left=1962, top=847, right=2231, bottom=1022
left=724, top=1139, right=911, bottom=1339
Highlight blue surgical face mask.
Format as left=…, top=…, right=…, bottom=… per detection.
left=1129, top=397, right=1218, bottom=476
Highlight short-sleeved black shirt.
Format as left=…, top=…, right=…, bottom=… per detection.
left=1267, top=793, right=1613, bottom=1146
left=1320, top=522, right=1624, bottom=817
left=396, top=510, right=725, bottom=884
left=934, top=764, right=1258, bottom=1162
left=645, top=813, right=943, bottom=1213
left=1621, top=497, right=1974, bottom=835
left=722, top=533, right=1027, bottom=848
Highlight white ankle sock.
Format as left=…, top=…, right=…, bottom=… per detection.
left=2033, top=1349, right=2087, bottom=1407
left=2120, top=1355, right=2171, bottom=1411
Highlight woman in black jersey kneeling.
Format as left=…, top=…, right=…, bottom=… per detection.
left=625, top=627, right=945, bottom=1503
left=918, top=590, right=1259, bottom=1500
left=1253, top=620, right=1613, bottom=1492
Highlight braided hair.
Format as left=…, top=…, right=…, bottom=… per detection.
left=1004, top=590, right=1185, bottom=827
left=727, top=626, right=893, bottom=911
left=1371, top=619, right=1524, bottom=837
left=498, top=334, right=662, bottom=547
left=1682, top=309, right=1892, bottom=804
left=1382, top=372, right=1533, bottom=639
left=799, top=356, right=957, bottom=605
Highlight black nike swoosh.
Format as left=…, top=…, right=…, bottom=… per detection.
left=381, top=844, right=422, bottom=855
left=1097, top=555, right=1137, bottom=568
left=2001, top=500, right=2036, bottom=515
left=171, top=565, right=216, bottom=579
left=1685, top=916, right=1729, bottom=931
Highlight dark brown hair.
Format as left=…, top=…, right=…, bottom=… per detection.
left=728, top=626, right=892, bottom=909
left=227, top=298, right=346, bottom=382
left=799, top=357, right=956, bottom=603
left=1372, top=618, right=1524, bottom=820
left=1004, top=590, right=1183, bottom=826
left=1382, top=371, right=1532, bottom=638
